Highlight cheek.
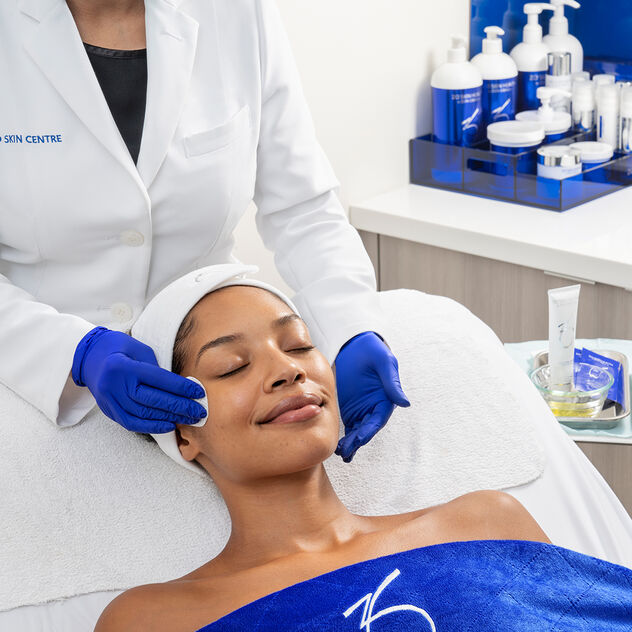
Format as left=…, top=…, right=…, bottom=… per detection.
left=310, top=354, right=336, bottom=393
left=200, top=380, right=258, bottom=441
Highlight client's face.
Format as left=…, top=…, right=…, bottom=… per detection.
left=175, top=286, right=340, bottom=483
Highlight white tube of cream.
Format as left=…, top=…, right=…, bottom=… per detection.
left=548, top=284, right=581, bottom=390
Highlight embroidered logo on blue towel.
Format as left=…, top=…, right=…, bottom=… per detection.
left=342, top=568, right=436, bottom=631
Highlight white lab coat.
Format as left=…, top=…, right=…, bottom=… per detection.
left=0, top=0, right=383, bottom=427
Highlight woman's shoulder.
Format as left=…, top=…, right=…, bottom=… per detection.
left=414, top=489, right=551, bottom=545
left=94, top=582, right=181, bottom=632
left=93, top=577, right=219, bottom=632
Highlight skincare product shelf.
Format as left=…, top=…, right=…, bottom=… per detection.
left=410, top=133, right=632, bottom=212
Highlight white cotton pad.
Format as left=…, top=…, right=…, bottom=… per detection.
left=186, top=376, right=208, bottom=427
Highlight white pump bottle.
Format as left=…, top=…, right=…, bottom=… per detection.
left=543, top=0, right=584, bottom=73
left=516, top=86, right=572, bottom=141
left=510, top=3, right=554, bottom=111
left=471, top=27, right=518, bottom=127
left=431, top=36, right=483, bottom=146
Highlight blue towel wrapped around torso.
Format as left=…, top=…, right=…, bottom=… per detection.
left=197, top=540, right=632, bottom=631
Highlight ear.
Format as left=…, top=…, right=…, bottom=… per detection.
left=175, top=425, right=202, bottom=463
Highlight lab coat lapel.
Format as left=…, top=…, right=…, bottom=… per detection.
left=136, top=0, right=199, bottom=190
left=19, top=0, right=142, bottom=187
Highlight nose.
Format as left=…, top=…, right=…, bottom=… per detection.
left=264, top=348, right=306, bottom=392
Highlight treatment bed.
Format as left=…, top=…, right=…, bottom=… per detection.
left=1, top=289, right=631, bottom=631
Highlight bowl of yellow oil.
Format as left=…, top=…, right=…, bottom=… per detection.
left=530, top=363, right=614, bottom=419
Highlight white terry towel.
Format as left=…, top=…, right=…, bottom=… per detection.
left=0, top=289, right=545, bottom=611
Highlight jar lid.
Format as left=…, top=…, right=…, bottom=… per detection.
left=537, top=145, right=582, bottom=167
left=487, top=121, right=545, bottom=147
left=515, top=110, right=571, bottom=135
left=568, top=141, right=614, bottom=163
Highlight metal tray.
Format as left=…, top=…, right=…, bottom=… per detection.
left=533, top=350, right=631, bottom=430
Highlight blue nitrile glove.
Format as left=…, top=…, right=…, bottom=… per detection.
left=334, top=331, right=410, bottom=463
left=72, top=326, right=207, bottom=434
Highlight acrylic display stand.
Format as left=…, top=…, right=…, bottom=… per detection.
left=409, top=132, right=632, bottom=212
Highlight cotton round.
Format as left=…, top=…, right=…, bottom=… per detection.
left=130, top=263, right=300, bottom=475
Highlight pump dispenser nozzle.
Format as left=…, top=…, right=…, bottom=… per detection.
left=515, top=85, right=572, bottom=136
left=549, top=0, right=580, bottom=35
left=536, top=86, right=571, bottom=120
left=447, top=35, right=467, bottom=62
left=482, top=26, right=505, bottom=54
left=522, top=3, right=555, bottom=44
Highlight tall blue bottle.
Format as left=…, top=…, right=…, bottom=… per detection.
left=431, top=36, right=483, bottom=147
left=510, top=3, right=554, bottom=111
left=471, top=26, right=518, bottom=132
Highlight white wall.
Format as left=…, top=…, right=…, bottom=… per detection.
left=232, top=0, right=470, bottom=292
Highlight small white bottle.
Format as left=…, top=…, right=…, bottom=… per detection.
left=431, top=35, right=483, bottom=147
left=510, top=3, right=554, bottom=111
left=516, top=86, right=572, bottom=142
left=571, top=79, right=595, bottom=131
left=593, top=74, right=616, bottom=89
left=618, top=84, right=632, bottom=153
left=571, top=71, right=590, bottom=84
left=471, top=26, right=518, bottom=128
left=593, top=74, right=616, bottom=104
left=546, top=52, right=572, bottom=112
left=542, top=0, right=584, bottom=73
left=597, top=84, right=619, bottom=150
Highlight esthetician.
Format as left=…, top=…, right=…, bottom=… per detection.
left=0, top=0, right=409, bottom=462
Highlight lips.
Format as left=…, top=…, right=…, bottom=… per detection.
left=257, top=393, right=323, bottom=425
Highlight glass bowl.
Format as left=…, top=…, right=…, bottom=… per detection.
left=530, top=362, right=614, bottom=419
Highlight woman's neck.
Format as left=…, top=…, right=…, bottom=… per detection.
left=67, top=0, right=144, bottom=16
left=215, top=465, right=374, bottom=569
left=66, top=0, right=146, bottom=49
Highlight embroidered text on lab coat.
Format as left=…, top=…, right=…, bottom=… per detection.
left=1, top=134, right=63, bottom=144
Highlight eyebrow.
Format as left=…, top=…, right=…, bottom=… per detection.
left=194, top=313, right=302, bottom=367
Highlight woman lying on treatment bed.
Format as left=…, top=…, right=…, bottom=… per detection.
left=96, top=269, right=632, bottom=632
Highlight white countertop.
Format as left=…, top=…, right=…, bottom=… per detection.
left=350, top=184, right=632, bottom=290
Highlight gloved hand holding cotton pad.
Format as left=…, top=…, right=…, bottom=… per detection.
left=185, top=376, right=208, bottom=428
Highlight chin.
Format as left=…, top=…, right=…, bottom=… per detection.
left=261, top=426, right=339, bottom=477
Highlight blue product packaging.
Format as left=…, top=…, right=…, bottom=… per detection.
left=517, top=70, right=546, bottom=111
left=569, top=142, right=614, bottom=184
left=491, top=142, right=540, bottom=178
left=432, top=86, right=483, bottom=147
left=482, top=77, right=517, bottom=125
left=574, top=348, right=624, bottom=405
left=543, top=131, right=567, bottom=144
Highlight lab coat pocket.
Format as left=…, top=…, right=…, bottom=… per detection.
left=183, top=105, right=250, bottom=158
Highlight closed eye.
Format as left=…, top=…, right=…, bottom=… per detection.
left=288, top=346, right=315, bottom=353
left=217, top=364, right=249, bottom=378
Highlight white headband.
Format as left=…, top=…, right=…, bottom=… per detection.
left=130, top=263, right=300, bottom=475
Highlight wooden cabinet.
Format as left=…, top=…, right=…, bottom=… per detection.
left=577, top=442, right=632, bottom=514
left=360, top=231, right=632, bottom=343
left=359, top=229, right=632, bottom=515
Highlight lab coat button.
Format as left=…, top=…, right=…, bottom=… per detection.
left=111, top=303, right=133, bottom=323
left=120, top=230, right=144, bottom=247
